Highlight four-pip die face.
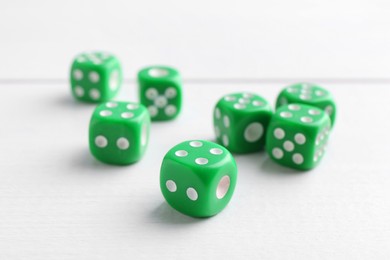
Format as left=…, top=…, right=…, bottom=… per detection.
left=276, top=83, right=336, bottom=127
left=89, top=102, right=151, bottom=165
left=138, top=66, right=182, bottom=121
left=160, top=140, right=237, bottom=218
left=266, top=104, right=331, bottom=170
left=214, top=93, right=273, bottom=153
left=70, top=52, right=122, bottom=103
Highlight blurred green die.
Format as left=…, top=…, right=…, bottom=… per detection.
left=213, top=93, right=273, bottom=153
left=276, top=83, right=336, bottom=127
left=70, top=52, right=122, bottom=103
left=138, top=66, right=182, bottom=121
left=89, top=101, right=150, bottom=165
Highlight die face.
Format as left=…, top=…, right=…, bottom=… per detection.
left=160, top=140, right=237, bottom=218
left=138, top=66, right=182, bottom=121
left=214, top=93, right=273, bottom=153
left=70, top=52, right=122, bottom=103
left=276, top=83, right=336, bottom=127
left=266, top=104, right=331, bottom=170
left=89, top=101, right=150, bottom=165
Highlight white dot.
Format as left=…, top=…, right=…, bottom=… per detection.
left=154, top=96, right=168, bottom=108
left=89, top=71, right=100, bottom=83
left=214, top=126, right=221, bottom=137
left=116, top=137, right=129, bottom=150
left=223, top=116, right=230, bottom=128
left=292, top=153, right=304, bottom=164
left=274, top=128, right=285, bottom=140
left=272, top=148, right=284, bottom=159
left=280, top=111, right=293, bottom=118
left=216, top=175, right=230, bottom=199
left=239, top=98, right=250, bottom=104
left=300, top=94, right=311, bottom=100
left=127, top=103, right=139, bottom=110
left=315, top=90, right=325, bottom=96
left=195, top=158, right=208, bottom=165
left=224, top=95, right=236, bottom=102
left=313, top=154, right=318, bottom=162
left=175, top=150, right=188, bottom=157
left=325, top=105, right=333, bottom=115
left=252, top=100, right=264, bottom=107
left=301, top=116, right=313, bottom=123
left=186, top=188, right=198, bottom=201
left=109, top=70, right=120, bottom=91
left=190, top=141, right=203, bottom=147
left=74, top=86, right=84, bottom=97
left=234, top=103, right=246, bottom=109
left=288, top=104, right=301, bottom=111
left=165, top=87, right=177, bottom=99
left=148, top=68, right=168, bottom=77
left=287, top=87, right=299, bottom=93
left=106, top=102, right=118, bottom=108
left=309, top=109, right=321, bottom=115
left=165, top=105, right=177, bottom=116
left=141, top=123, right=148, bottom=146
left=244, top=122, right=264, bottom=142
left=301, top=83, right=312, bottom=89
left=222, top=135, right=229, bottom=146
left=89, top=89, right=100, bottom=100
left=294, top=133, right=306, bottom=145
left=210, top=148, right=223, bottom=155
left=77, top=56, right=86, bottom=63
left=148, top=106, right=158, bottom=117
left=95, top=135, right=107, bottom=148
left=215, top=108, right=221, bottom=119
left=242, top=93, right=253, bottom=98
left=301, top=88, right=311, bottom=94
left=166, top=180, right=177, bottom=192
left=283, top=141, right=294, bottom=152
left=121, top=112, right=134, bottom=119
left=100, top=110, right=112, bottom=117
left=146, top=88, right=158, bottom=100
left=73, top=69, right=83, bottom=80
left=316, top=136, right=321, bottom=146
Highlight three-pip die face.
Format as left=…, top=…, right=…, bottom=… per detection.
left=276, top=83, right=336, bottom=127
left=89, top=101, right=150, bottom=165
left=214, top=93, right=273, bottom=153
left=70, top=52, right=122, bottom=103
left=138, top=66, right=182, bottom=121
left=160, top=140, right=237, bottom=218
left=266, top=104, right=331, bottom=170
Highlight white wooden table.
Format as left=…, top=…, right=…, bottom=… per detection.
left=1, top=1, right=390, bottom=259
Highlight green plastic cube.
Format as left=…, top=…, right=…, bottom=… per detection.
left=70, top=52, right=122, bottom=103
left=160, top=140, right=237, bottom=218
left=138, top=66, right=182, bottom=121
left=276, top=83, right=336, bottom=127
left=266, top=104, right=331, bottom=170
left=89, top=101, right=150, bottom=165
left=213, top=93, right=273, bottom=153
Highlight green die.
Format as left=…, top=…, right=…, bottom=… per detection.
left=276, top=83, right=336, bottom=127
left=138, top=66, right=182, bottom=121
left=213, top=93, right=273, bottom=153
left=266, top=104, right=332, bottom=170
left=89, top=101, right=150, bottom=165
left=160, top=140, right=237, bottom=218
left=70, top=52, right=122, bottom=103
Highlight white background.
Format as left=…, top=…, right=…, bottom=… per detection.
left=1, top=1, right=390, bottom=259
